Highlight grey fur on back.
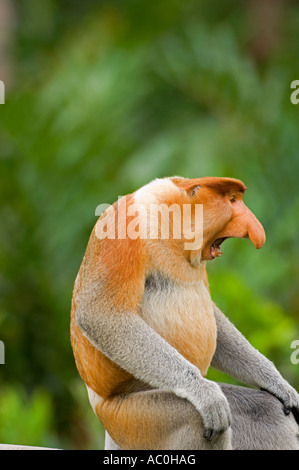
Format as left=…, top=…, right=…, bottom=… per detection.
left=104, top=383, right=299, bottom=450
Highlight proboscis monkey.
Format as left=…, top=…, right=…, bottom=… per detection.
left=71, top=177, right=299, bottom=450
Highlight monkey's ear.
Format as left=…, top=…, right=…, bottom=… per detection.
left=171, top=177, right=202, bottom=197
left=188, top=184, right=202, bottom=197
left=201, top=177, right=247, bottom=195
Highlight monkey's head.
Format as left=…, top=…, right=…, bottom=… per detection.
left=171, top=176, right=266, bottom=261
left=133, top=176, right=265, bottom=264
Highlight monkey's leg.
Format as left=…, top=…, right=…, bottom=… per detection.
left=97, top=388, right=232, bottom=450
left=103, top=384, right=299, bottom=450
left=219, top=383, right=299, bottom=450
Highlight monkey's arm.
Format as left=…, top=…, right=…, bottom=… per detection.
left=76, top=301, right=231, bottom=441
left=212, top=304, right=299, bottom=417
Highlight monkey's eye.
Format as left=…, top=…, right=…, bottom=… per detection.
left=230, top=196, right=237, bottom=203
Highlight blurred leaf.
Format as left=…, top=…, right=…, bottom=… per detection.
left=0, top=387, right=54, bottom=447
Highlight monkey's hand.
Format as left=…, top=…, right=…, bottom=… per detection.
left=261, top=379, right=299, bottom=424
left=184, top=379, right=232, bottom=441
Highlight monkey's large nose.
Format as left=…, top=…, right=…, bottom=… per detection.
left=247, top=211, right=266, bottom=249
left=220, top=202, right=266, bottom=250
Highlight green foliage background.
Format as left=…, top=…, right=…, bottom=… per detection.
left=0, top=0, right=298, bottom=449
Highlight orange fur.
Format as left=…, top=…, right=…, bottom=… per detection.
left=71, top=307, right=133, bottom=398
left=71, top=195, right=148, bottom=398
left=95, top=389, right=197, bottom=450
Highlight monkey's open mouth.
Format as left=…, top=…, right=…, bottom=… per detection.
left=210, top=237, right=228, bottom=259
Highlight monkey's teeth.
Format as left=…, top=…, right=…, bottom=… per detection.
left=211, top=245, right=220, bottom=258
left=210, top=237, right=227, bottom=258
left=210, top=239, right=225, bottom=258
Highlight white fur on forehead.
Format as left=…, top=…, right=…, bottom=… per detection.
left=134, top=177, right=182, bottom=204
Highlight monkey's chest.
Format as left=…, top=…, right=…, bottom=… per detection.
left=140, top=276, right=217, bottom=376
